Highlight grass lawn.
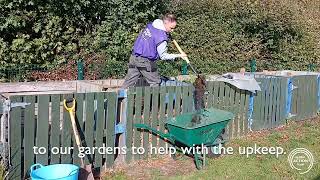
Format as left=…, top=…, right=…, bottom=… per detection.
left=105, top=117, right=320, bottom=180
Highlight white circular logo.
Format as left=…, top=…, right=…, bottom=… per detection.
left=288, top=148, right=314, bottom=174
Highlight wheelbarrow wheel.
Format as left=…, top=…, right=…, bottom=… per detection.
left=207, top=135, right=223, bottom=158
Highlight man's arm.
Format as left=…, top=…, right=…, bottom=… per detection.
left=157, top=41, right=183, bottom=60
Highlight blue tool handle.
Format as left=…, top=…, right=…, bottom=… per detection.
left=30, top=163, right=44, bottom=173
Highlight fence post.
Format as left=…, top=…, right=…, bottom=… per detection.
left=250, top=58, right=256, bottom=73
left=77, top=59, right=84, bottom=80
left=181, top=61, right=188, bottom=75
left=247, top=58, right=256, bottom=131
left=308, top=63, right=315, bottom=72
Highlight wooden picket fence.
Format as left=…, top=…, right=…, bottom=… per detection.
left=6, top=74, right=320, bottom=179
left=251, top=76, right=288, bottom=130
left=8, top=92, right=118, bottom=179
left=290, top=75, right=318, bottom=120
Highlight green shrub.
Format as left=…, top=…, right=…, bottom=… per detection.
left=1, top=0, right=319, bottom=80
left=168, top=0, right=320, bottom=74
left=0, top=0, right=168, bottom=78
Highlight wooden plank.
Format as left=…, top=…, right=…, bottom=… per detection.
left=291, top=77, right=298, bottom=120
left=61, top=94, right=73, bottom=164
left=267, top=78, right=274, bottom=129
left=142, top=87, right=151, bottom=158
left=125, top=88, right=134, bottom=163
left=9, top=96, right=22, bottom=180
left=223, top=84, right=233, bottom=139
left=306, top=76, right=310, bottom=118
left=259, top=78, right=267, bottom=130
left=299, top=76, right=305, bottom=119
left=300, top=76, right=305, bottom=119
left=174, top=86, right=182, bottom=116
left=305, top=76, right=310, bottom=118
left=296, top=77, right=302, bottom=120
left=228, top=85, right=236, bottom=137
left=271, top=77, right=278, bottom=128
left=50, top=94, right=61, bottom=164
left=213, top=81, right=220, bottom=107
left=73, top=93, right=84, bottom=166
left=85, top=93, right=94, bottom=164
left=206, top=81, right=214, bottom=108
left=252, top=78, right=262, bottom=130
left=275, top=78, right=281, bottom=127
left=308, top=76, right=312, bottom=117
left=0, top=81, right=76, bottom=93
left=150, top=87, right=159, bottom=150
left=117, top=91, right=127, bottom=163
left=218, top=82, right=225, bottom=108
left=223, top=83, right=230, bottom=111
left=95, top=92, right=105, bottom=167
left=233, top=88, right=241, bottom=136
left=279, top=77, right=287, bottom=125
left=256, top=77, right=265, bottom=130
left=243, top=91, right=250, bottom=135
left=167, top=86, right=175, bottom=152
left=159, top=87, right=167, bottom=148
left=181, top=86, right=189, bottom=113
left=167, top=86, right=175, bottom=119
left=133, top=87, right=143, bottom=160
left=308, top=76, right=314, bottom=117
left=36, top=95, right=50, bottom=165
left=262, top=77, right=270, bottom=129
left=188, top=86, right=195, bottom=113
left=238, top=90, right=246, bottom=136
left=24, top=96, right=35, bottom=175
left=105, top=92, right=117, bottom=167
left=312, top=76, right=318, bottom=116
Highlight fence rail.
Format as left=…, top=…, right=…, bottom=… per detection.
left=6, top=74, right=320, bottom=179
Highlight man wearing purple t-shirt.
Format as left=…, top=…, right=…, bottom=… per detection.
left=122, top=13, right=187, bottom=88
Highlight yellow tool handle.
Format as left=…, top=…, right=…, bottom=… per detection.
left=63, top=99, right=81, bottom=147
left=68, top=111, right=82, bottom=146
left=172, top=40, right=190, bottom=64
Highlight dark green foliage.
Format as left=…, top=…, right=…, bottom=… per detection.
left=0, top=0, right=319, bottom=80
left=169, top=0, right=320, bottom=74
left=0, top=0, right=168, bottom=78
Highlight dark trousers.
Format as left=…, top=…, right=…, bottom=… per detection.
left=122, top=55, right=161, bottom=89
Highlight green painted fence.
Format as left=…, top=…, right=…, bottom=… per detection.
left=205, top=81, right=250, bottom=139
left=7, top=75, right=320, bottom=178
left=125, top=83, right=252, bottom=162
left=251, top=74, right=319, bottom=130
left=251, top=76, right=288, bottom=130
left=290, top=75, right=318, bottom=121
left=8, top=92, right=118, bottom=179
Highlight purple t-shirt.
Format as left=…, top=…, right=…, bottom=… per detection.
left=132, top=23, right=168, bottom=61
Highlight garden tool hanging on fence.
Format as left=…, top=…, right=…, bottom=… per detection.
left=63, top=98, right=95, bottom=180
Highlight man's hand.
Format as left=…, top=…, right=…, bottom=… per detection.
left=179, top=52, right=188, bottom=61
left=180, top=52, right=187, bottom=58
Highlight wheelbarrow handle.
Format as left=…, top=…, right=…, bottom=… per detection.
left=134, top=124, right=174, bottom=143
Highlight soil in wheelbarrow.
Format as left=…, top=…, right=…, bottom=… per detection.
left=102, top=155, right=196, bottom=180
left=191, top=75, right=207, bottom=125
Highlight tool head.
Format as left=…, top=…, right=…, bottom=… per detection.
left=63, top=98, right=76, bottom=112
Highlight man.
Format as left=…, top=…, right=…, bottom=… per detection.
left=121, top=13, right=187, bottom=88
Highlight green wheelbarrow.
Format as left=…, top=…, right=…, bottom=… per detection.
left=134, top=107, right=234, bottom=169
